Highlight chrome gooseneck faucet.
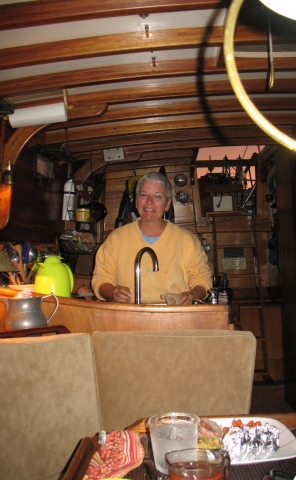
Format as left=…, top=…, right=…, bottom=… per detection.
left=134, top=247, right=159, bottom=304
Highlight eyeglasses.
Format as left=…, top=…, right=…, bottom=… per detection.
left=137, top=192, right=167, bottom=203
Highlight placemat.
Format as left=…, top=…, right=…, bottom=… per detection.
left=127, top=457, right=296, bottom=480
left=126, top=429, right=296, bottom=480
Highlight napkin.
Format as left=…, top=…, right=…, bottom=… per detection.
left=160, top=293, right=182, bottom=305
left=83, top=430, right=144, bottom=479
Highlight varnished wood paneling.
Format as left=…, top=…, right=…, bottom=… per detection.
left=104, top=165, right=195, bottom=232
left=0, top=147, right=67, bottom=243
left=40, top=296, right=231, bottom=334
left=1, top=22, right=293, bottom=71
left=274, top=146, right=296, bottom=409
left=2, top=56, right=296, bottom=98
left=42, top=114, right=296, bottom=147
left=0, top=0, right=230, bottom=30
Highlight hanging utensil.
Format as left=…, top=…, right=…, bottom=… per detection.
left=2, top=243, right=20, bottom=284
left=25, top=245, right=39, bottom=283
left=28, top=245, right=38, bottom=266
left=22, top=241, right=30, bottom=279
left=25, top=255, right=40, bottom=284
left=3, top=243, right=19, bottom=264
left=14, top=244, right=26, bottom=283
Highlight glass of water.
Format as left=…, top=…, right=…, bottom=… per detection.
left=148, top=412, right=199, bottom=474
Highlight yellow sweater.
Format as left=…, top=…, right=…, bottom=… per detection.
left=92, top=220, right=212, bottom=304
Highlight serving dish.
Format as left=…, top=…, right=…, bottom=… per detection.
left=211, top=417, right=296, bottom=465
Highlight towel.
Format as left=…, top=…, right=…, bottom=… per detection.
left=83, top=430, right=144, bottom=479
left=160, top=293, right=182, bottom=305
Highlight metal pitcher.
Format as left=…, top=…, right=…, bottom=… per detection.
left=0, top=294, right=59, bottom=331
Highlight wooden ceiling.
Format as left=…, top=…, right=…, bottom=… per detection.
left=0, top=0, right=296, bottom=174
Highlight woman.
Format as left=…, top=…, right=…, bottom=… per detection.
left=92, top=172, right=212, bottom=304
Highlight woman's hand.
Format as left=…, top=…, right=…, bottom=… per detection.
left=180, top=291, right=195, bottom=305
left=180, top=286, right=207, bottom=305
left=112, top=285, right=133, bottom=303
left=99, top=283, right=133, bottom=303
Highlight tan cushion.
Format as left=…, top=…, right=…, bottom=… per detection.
left=0, top=333, right=102, bottom=480
left=91, top=330, right=256, bottom=432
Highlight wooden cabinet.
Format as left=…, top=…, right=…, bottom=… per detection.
left=198, top=178, right=244, bottom=217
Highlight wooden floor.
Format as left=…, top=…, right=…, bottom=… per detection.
left=250, top=384, right=295, bottom=414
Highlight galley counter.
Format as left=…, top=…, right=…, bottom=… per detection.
left=10, top=295, right=237, bottom=334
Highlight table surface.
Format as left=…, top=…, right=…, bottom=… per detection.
left=63, top=413, right=296, bottom=480
left=128, top=413, right=296, bottom=480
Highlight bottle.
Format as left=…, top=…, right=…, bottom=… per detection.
left=218, top=273, right=232, bottom=304
left=62, top=177, right=75, bottom=220
left=207, top=288, right=218, bottom=304
left=213, top=270, right=220, bottom=288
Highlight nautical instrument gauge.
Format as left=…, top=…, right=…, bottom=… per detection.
left=175, top=190, right=189, bottom=204
left=174, top=174, right=187, bottom=187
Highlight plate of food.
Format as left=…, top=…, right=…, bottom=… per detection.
left=198, top=417, right=296, bottom=465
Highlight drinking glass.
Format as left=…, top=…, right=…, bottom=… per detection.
left=148, top=413, right=199, bottom=474
left=165, top=447, right=230, bottom=480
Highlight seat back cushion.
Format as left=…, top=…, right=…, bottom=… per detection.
left=0, top=333, right=102, bottom=480
left=91, top=330, right=256, bottom=432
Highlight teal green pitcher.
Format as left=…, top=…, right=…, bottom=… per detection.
left=35, top=256, right=74, bottom=297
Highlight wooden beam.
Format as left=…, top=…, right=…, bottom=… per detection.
left=42, top=124, right=291, bottom=148
left=1, top=24, right=290, bottom=71
left=67, top=78, right=296, bottom=106
left=61, top=97, right=296, bottom=130
left=40, top=112, right=296, bottom=144
left=0, top=0, right=230, bottom=30
left=3, top=125, right=47, bottom=165
left=1, top=56, right=296, bottom=98
left=0, top=27, right=221, bottom=70
left=74, top=155, right=194, bottom=182
left=12, top=77, right=295, bottom=117
left=67, top=104, right=108, bottom=120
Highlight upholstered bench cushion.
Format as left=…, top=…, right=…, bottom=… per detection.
left=0, top=333, right=102, bottom=480
left=91, top=330, right=256, bottom=432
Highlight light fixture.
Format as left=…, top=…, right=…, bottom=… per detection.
left=7, top=89, right=71, bottom=128
left=1, top=159, right=16, bottom=185
left=224, top=0, right=296, bottom=152
left=0, top=119, right=16, bottom=230
left=259, top=0, right=296, bottom=21
left=0, top=183, right=13, bottom=230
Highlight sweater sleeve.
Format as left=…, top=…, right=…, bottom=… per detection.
left=91, top=232, right=119, bottom=300
left=91, top=222, right=144, bottom=300
left=186, top=235, right=213, bottom=296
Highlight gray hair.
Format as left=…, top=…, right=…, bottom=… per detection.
left=135, top=172, right=172, bottom=199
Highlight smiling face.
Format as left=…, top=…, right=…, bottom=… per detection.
left=136, top=180, right=172, bottom=224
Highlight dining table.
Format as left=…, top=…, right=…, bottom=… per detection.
left=63, top=412, right=296, bottom=480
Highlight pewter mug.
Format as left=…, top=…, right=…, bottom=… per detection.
left=0, top=294, right=59, bottom=331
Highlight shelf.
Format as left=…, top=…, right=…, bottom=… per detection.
left=216, top=244, right=257, bottom=248
left=206, top=210, right=243, bottom=216
left=204, top=184, right=243, bottom=193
